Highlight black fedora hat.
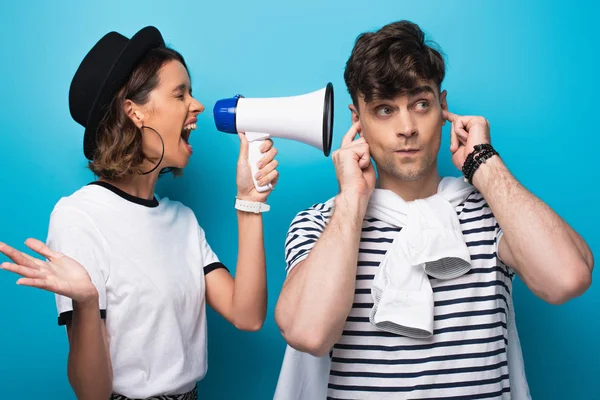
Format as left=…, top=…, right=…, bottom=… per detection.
left=69, top=26, right=165, bottom=160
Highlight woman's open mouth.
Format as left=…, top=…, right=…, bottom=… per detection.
left=182, top=122, right=197, bottom=153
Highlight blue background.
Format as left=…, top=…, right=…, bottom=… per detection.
left=1, top=1, right=598, bottom=398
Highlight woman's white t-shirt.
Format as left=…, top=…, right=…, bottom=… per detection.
left=46, top=182, right=225, bottom=398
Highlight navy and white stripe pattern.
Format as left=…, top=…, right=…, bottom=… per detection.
left=285, top=191, right=514, bottom=399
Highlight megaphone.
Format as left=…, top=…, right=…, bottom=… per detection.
left=213, top=83, right=334, bottom=192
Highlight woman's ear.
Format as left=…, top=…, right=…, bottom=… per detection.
left=124, top=99, right=145, bottom=128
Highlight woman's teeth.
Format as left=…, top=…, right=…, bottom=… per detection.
left=184, top=123, right=197, bottom=131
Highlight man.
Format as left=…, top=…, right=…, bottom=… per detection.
left=274, top=20, right=593, bottom=399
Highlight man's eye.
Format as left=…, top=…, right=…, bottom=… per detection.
left=376, top=106, right=393, bottom=116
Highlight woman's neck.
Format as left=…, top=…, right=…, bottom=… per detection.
left=99, top=171, right=159, bottom=201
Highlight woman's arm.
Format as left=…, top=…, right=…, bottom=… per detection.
left=0, top=239, right=113, bottom=399
left=204, top=134, right=278, bottom=331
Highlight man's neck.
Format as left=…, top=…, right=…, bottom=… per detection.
left=376, top=168, right=442, bottom=202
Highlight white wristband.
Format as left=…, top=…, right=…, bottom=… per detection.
left=234, top=198, right=270, bottom=213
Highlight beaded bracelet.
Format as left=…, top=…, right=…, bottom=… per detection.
left=462, top=144, right=499, bottom=184
left=462, top=144, right=493, bottom=176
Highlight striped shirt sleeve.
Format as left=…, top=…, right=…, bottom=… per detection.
left=494, top=220, right=516, bottom=278
left=284, top=203, right=330, bottom=274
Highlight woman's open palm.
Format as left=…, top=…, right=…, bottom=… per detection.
left=0, top=238, right=98, bottom=303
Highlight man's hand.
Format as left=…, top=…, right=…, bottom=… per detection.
left=443, top=111, right=491, bottom=171
left=332, top=122, right=376, bottom=202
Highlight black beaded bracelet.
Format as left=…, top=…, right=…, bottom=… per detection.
left=462, top=144, right=492, bottom=178
left=462, top=144, right=499, bottom=184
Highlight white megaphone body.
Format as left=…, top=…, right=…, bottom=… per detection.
left=213, top=83, right=334, bottom=192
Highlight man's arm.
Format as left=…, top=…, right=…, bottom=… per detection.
left=275, top=194, right=367, bottom=356
left=275, top=122, right=375, bottom=356
left=473, top=156, right=593, bottom=304
left=444, top=111, right=593, bottom=305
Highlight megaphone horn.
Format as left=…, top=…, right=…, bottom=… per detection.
left=213, top=83, right=334, bottom=192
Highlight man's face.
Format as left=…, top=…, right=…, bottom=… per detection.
left=352, top=82, right=447, bottom=182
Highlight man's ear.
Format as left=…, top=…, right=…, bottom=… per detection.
left=348, top=104, right=362, bottom=137
left=349, top=104, right=361, bottom=134
left=440, top=90, right=448, bottom=125
left=349, top=104, right=360, bottom=123
left=124, top=99, right=145, bottom=128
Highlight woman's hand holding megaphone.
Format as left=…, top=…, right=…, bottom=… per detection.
left=236, top=133, right=279, bottom=203
left=333, top=122, right=376, bottom=207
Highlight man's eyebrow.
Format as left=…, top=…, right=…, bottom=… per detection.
left=406, top=85, right=436, bottom=97
left=369, top=86, right=436, bottom=104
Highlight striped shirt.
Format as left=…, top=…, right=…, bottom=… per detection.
left=284, top=190, right=514, bottom=399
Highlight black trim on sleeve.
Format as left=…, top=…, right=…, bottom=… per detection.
left=58, top=309, right=106, bottom=326
left=204, top=262, right=229, bottom=276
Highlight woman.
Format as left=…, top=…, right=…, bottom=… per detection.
left=0, top=26, right=278, bottom=399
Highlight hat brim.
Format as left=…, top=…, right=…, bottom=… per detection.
left=83, top=26, right=165, bottom=160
